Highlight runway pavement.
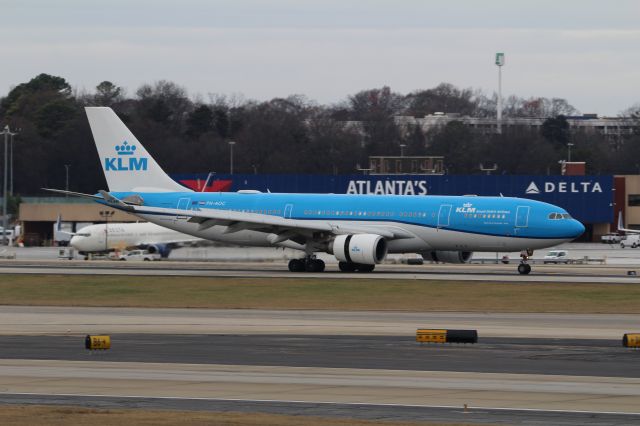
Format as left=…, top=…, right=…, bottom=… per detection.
left=0, top=334, right=638, bottom=377
left=1, top=248, right=640, bottom=424
left=1, top=307, right=640, bottom=423
left=1, top=360, right=640, bottom=422
left=2, top=258, right=640, bottom=283
left=1, top=306, right=638, bottom=339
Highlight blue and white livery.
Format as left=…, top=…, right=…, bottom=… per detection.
left=47, top=107, right=584, bottom=274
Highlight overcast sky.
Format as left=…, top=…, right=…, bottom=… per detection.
left=2, top=0, right=639, bottom=115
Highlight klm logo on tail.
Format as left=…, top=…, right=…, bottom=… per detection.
left=105, top=141, right=148, bottom=171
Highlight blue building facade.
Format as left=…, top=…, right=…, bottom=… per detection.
left=171, top=174, right=614, bottom=225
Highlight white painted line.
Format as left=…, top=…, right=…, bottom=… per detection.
left=1, top=392, right=640, bottom=416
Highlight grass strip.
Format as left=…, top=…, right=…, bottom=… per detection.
left=0, top=274, right=638, bottom=313
left=0, top=405, right=478, bottom=426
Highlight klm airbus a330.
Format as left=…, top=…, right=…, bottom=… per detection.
left=47, top=107, right=584, bottom=274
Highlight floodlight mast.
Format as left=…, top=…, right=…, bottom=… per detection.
left=496, top=52, right=505, bottom=134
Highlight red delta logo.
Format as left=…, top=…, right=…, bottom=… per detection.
left=179, top=179, right=233, bottom=192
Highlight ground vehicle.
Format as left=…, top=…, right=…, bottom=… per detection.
left=117, top=250, right=161, bottom=261
left=601, top=233, right=622, bottom=244
left=620, top=234, right=640, bottom=248
left=543, top=250, right=570, bottom=264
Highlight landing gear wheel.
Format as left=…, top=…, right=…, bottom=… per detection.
left=305, top=259, right=325, bottom=272
left=288, top=259, right=305, bottom=272
left=517, top=263, right=531, bottom=275
left=338, top=262, right=357, bottom=272
left=356, top=264, right=375, bottom=273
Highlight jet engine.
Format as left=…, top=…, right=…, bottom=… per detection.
left=423, top=251, right=473, bottom=264
left=144, top=243, right=172, bottom=258
left=332, top=234, right=388, bottom=265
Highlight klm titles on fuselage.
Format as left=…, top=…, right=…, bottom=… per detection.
left=105, top=141, right=148, bottom=172
left=455, top=203, right=476, bottom=213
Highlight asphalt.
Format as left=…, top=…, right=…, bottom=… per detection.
left=0, top=334, right=638, bottom=378
left=1, top=393, right=639, bottom=425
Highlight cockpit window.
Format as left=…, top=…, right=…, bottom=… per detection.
left=548, top=212, right=571, bottom=220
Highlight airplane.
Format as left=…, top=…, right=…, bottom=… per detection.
left=45, top=107, right=585, bottom=274
left=68, top=221, right=202, bottom=258
left=618, top=211, right=638, bottom=234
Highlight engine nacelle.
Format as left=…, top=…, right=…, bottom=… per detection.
left=332, top=234, right=388, bottom=265
left=144, top=243, right=172, bottom=258
left=423, top=251, right=473, bottom=264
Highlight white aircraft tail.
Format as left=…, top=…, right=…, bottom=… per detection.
left=85, top=107, right=190, bottom=193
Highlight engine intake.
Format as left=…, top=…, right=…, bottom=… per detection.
left=333, top=234, right=388, bottom=265
left=424, top=251, right=473, bottom=264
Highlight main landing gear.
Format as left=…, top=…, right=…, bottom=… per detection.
left=288, top=256, right=325, bottom=273
left=517, top=249, right=533, bottom=275
left=338, top=262, right=375, bottom=273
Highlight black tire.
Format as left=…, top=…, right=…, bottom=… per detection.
left=288, top=259, right=305, bottom=272
left=356, top=264, right=375, bottom=273
left=518, top=263, right=531, bottom=275
left=143, top=258, right=151, bottom=261
left=338, top=262, right=356, bottom=272
left=305, top=259, right=324, bottom=273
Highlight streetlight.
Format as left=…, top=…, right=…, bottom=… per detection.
left=99, top=210, right=115, bottom=253
left=9, top=129, right=19, bottom=196
left=399, top=144, right=406, bottom=157
left=495, top=52, right=505, bottom=134
left=0, top=125, right=17, bottom=245
left=567, top=143, right=575, bottom=162
left=228, top=141, right=236, bottom=174
left=64, top=165, right=70, bottom=195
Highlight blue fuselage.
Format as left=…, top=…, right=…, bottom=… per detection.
left=106, top=191, right=585, bottom=253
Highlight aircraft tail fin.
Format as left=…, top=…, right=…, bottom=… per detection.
left=618, top=211, right=624, bottom=232
left=85, top=107, right=190, bottom=193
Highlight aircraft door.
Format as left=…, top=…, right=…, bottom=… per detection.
left=515, top=206, right=530, bottom=228
left=176, top=197, right=191, bottom=220
left=437, top=204, right=452, bottom=228
left=284, top=204, right=293, bottom=219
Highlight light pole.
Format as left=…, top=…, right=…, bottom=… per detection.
left=567, top=143, right=574, bottom=162
left=9, top=129, right=19, bottom=196
left=399, top=144, right=406, bottom=157
left=64, top=165, right=70, bottom=195
left=0, top=125, right=17, bottom=245
left=495, top=52, right=505, bottom=134
left=228, top=140, right=236, bottom=174
left=99, top=210, right=114, bottom=253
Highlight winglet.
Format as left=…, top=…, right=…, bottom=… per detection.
left=98, top=190, right=135, bottom=211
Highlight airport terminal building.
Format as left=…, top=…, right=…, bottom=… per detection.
left=17, top=173, right=640, bottom=245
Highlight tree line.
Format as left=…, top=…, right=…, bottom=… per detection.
left=1, top=73, right=639, bottom=200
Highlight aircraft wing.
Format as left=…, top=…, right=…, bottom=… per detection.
left=42, top=189, right=416, bottom=243
left=130, top=204, right=415, bottom=240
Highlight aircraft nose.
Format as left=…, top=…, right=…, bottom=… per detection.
left=69, top=235, right=82, bottom=249
left=570, top=220, right=585, bottom=238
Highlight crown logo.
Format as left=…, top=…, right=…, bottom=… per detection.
left=463, top=202, right=472, bottom=208
left=115, top=141, right=137, bottom=156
